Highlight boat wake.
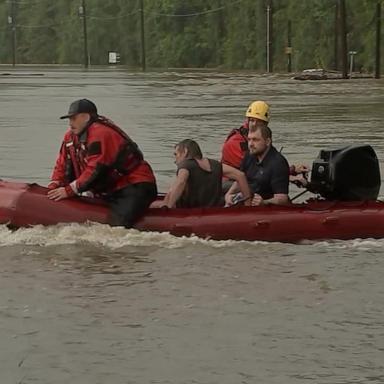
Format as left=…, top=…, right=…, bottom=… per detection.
left=0, top=223, right=258, bottom=249
left=311, top=238, right=384, bottom=252
left=0, top=223, right=384, bottom=251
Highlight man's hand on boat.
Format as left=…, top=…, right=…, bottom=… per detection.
left=251, top=194, right=264, bottom=206
left=289, top=164, right=310, bottom=188
left=47, top=186, right=70, bottom=201
left=290, top=174, right=309, bottom=188
left=291, top=164, right=310, bottom=174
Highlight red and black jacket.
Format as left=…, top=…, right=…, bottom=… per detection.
left=221, top=123, right=249, bottom=169
left=50, top=116, right=156, bottom=196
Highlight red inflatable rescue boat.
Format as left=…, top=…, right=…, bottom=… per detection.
left=1, top=180, right=383, bottom=243
left=1, top=144, right=382, bottom=243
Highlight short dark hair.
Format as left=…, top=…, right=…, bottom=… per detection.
left=175, top=139, right=203, bottom=159
left=249, top=123, right=272, bottom=140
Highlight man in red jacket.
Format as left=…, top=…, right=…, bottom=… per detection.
left=47, top=99, right=157, bottom=227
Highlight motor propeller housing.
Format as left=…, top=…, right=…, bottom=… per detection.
left=309, top=144, right=381, bottom=201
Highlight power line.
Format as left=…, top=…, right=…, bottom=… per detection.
left=148, top=0, right=245, bottom=18
left=4, top=0, right=245, bottom=25
left=6, top=10, right=142, bottom=28
left=88, top=9, right=141, bottom=20
left=9, top=0, right=56, bottom=4
left=16, top=22, right=64, bottom=29
left=14, top=18, right=71, bottom=29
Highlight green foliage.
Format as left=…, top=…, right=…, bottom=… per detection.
left=0, top=0, right=381, bottom=71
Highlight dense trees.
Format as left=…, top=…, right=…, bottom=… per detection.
left=0, top=0, right=381, bottom=71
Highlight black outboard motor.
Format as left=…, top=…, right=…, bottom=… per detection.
left=308, top=145, right=381, bottom=201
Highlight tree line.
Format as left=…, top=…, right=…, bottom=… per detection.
left=0, top=0, right=381, bottom=72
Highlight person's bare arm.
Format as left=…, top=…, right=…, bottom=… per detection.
left=265, top=193, right=290, bottom=205
left=252, top=193, right=290, bottom=206
left=161, top=169, right=189, bottom=208
left=222, top=164, right=251, bottom=206
left=224, top=180, right=240, bottom=206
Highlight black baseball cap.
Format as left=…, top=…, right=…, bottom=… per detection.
left=60, top=99, right=98, bottom=119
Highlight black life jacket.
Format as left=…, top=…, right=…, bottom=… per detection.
left=95, top=116, right=144, bottom=175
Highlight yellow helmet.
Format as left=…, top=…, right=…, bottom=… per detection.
left=245, top=101, right=270, bottom=122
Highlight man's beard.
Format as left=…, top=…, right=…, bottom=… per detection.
left=249, top=147, right=264, bottom=156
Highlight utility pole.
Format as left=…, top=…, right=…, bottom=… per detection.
left=8, top=0, right=17, bottom=66
left=266, top=0, right=273, bottom=73
left=140, top=0, right=146, bottom=71
left=334, top=1, right=339, bottom=71
left=375, top=1, right=381, bottom=79
left=338, top=0, right=348, bottom=79
left=286, top=19, right=292, bottom=72
left=348, top=51, right=357, bottom=78
left=79, top=0, right=89, bottom=68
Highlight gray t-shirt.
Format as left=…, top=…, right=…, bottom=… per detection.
left=176, top=158, right=223, bottom=208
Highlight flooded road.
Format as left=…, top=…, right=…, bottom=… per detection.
left=0, top=68, right=384, bottom=383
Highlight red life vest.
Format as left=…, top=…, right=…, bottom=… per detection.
left=51, top=117, right=156, bottom=195
left=221, top=124, right=249, bottom=169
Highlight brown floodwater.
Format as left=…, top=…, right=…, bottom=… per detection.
left=0, top=68, right=384, bottom=383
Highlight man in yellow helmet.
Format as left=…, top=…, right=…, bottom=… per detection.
left=221, top=100, right=309, bottom=189
left=221, top=101, right=269, bottom=169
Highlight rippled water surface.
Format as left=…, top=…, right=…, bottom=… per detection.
left=0, top=68, right=384, bottom=383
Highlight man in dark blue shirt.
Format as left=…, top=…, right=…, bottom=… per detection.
left=225, top=123, right=290, bottom=206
